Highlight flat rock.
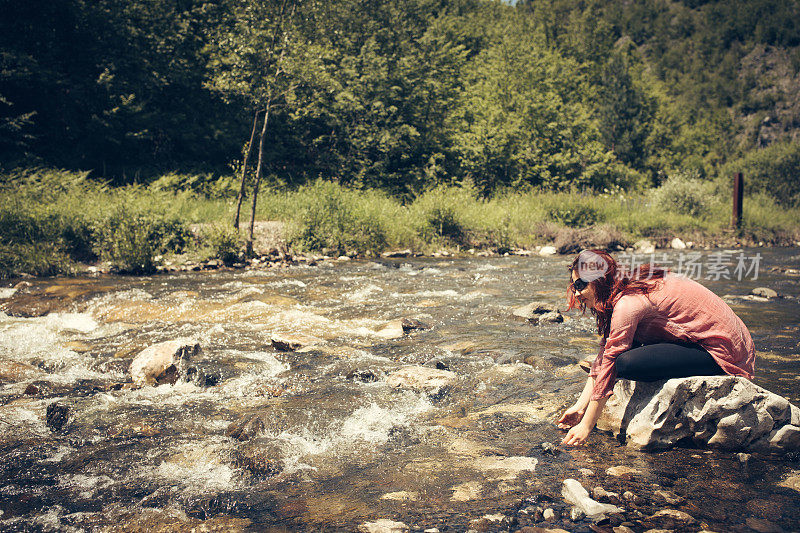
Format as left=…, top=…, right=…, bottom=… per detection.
left=649, top=509, right=695, bottom=524
left=605, top=466, right=641, bottom=478
left=375, top=318, right=431, bottom=339
left=539, top=246, right=557, bottom=256
left=270, top=333, right=320, bottom=352
left=0, top=361, right=42, bottom=383
left=751, top=287, right=779, bottom=299
left=746, top=517, right=784, bottom=533
left=596, top=376, right=800, bottom=453
left=513, top=302, right=554, bottom=321
left=386, top=365, right=456, bottom=395
left=129, top=339, right=201, bottom=387
left=358, top=519, right=409, bottom=533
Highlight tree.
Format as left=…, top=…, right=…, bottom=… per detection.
left=206, top=0, right=328, bottom=251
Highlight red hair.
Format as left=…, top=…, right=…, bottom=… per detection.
left=567, top=249, right=668, bottom=339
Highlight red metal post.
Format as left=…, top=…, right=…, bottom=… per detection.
left=732, top=172, right=743, bottom=228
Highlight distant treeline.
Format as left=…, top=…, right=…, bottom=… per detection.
left=1, top=0, right=799, bottom=200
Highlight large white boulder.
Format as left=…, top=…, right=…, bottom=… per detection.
left=596, top=376, right=800, bottom=453
left=129, top=339, right=200, bottom=387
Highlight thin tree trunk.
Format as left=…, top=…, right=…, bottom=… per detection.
left=247, top=100, right=272, bottom=255
left=233, top=109, right=261, bottom=229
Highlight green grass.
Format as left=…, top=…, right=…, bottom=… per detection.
left=1, top=168, right=798, bottom=278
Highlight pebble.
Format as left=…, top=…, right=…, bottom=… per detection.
left=622, top=491, right=638, bottom=502
left=543, top=508, right=555, bottom=520
left=650, top=509, right=695, bottom=524
left=570, top=507, right=585, bottom=521
left=654, top=489, right=684, bottom=505
left=592, top=486, right=621, bottom=503
left=579, top=468, right=595, bottom=476
left=613, top=527, right=635, bottom=533
left=605, top=466, right=641, bottom=478
left=737, top=452, right=751, bottom=464
left=745, top=517, right=784, bottom=533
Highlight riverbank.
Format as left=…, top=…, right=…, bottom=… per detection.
left=2, top=169, right=799, bottom=280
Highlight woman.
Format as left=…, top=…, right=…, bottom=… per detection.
left=557, top=249, right=755, bottom=446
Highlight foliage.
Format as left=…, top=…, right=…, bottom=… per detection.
left=199, top=223, right=243, bottom=264
left=286, top=180, right=390, bottom=256
left=648, top=171, right=720, bottom=217
left=92, top=205, right=187, bottom=274
left=1, top=0, right=800, bottom=220
left=721, top=141, right=800, bottom=206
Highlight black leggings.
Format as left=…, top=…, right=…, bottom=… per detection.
left=615, top=342, right=725, bottom=382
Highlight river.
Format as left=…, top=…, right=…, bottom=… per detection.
left=0, top=249, right=799, bottom=532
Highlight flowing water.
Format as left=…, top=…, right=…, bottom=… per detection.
left=0, top=249, right=799, bottom=532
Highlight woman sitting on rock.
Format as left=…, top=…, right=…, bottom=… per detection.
left=557, top=249, right=755, bottom=446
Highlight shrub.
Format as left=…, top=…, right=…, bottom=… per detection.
left=547, top=204, right=600, bottom=227
left=93, top=206, right=188, bottom=274
left=410, top=186, right=475, bottom=247
left=201, top=224, right=242, bottom=264
left=722, top=141, right=800, bottom=206
left=287, top=181, right=389, bottom=256
left=649, top=171, right=718, bottom=217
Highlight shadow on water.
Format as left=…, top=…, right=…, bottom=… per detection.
left=0, top=248, right=798, bottom=531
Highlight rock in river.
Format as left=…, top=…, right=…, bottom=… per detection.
left=129, top=339, right=201, bottom=387
left=562, top=478, right=624, bottom=517
left=386, top=365, right=456, bottom=395
left=596, top=376, right=800, bottom=452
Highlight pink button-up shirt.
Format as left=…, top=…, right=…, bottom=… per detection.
left=589, top=274, right=755, bottom=401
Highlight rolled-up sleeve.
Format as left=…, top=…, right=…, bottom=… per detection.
left=591, top=295, right=650, bottom=401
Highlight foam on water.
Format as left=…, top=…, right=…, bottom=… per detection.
left=58, top=474, right=115, bottom=499
left=145, top=439, right=241, bottom=494
left=267, top=279, right=307, bottom=288
left=271, top=392, right=433, bottom=474
left=345, top=284, right=384, bottom=303
left=0, top=287, right=17, bottom=299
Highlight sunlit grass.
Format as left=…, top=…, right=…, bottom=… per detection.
left=1, top=168, right=798, bottom=278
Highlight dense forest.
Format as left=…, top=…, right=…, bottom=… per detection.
left=1, top=0, right=799, bottom=201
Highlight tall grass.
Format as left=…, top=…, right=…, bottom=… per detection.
left=2, top=168, right=798, bottom=279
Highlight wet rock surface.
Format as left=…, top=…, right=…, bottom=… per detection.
left=129, top=339, right=201, bottom=386
left=597, top=376, right=800, bottom=452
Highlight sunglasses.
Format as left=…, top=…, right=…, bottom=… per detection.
left=570, top=277, right=589, bottom=293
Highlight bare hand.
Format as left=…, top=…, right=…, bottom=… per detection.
left=561, top=423, right=591, bottom=446
left=556, top=404, right=585, bottom=430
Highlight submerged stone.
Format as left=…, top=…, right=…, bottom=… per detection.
left=386, top=365, right=456, bottom=395
left=357, top=519, right=409, bottom=533
left=596, top=376, right=800, bottom=453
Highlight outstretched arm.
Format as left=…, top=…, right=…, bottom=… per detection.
left=556, top=375, right=595, bottom=429
left=561, top=395, right=608, bottom=446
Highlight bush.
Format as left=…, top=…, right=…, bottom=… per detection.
left=649, top=171, right=718, bottom=217
left=722, top=141, right=800, bottom=206
left=93, top=206, right=188, bottom=274
left=0, top=242, right=73, bottom=279
left=201, top=224, right=242, bottom=264
left=410, top=186, right=475, bottom=247
left=547, top=204, right=601, bottom=227
left=287, top=181, right=389, bottom=256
